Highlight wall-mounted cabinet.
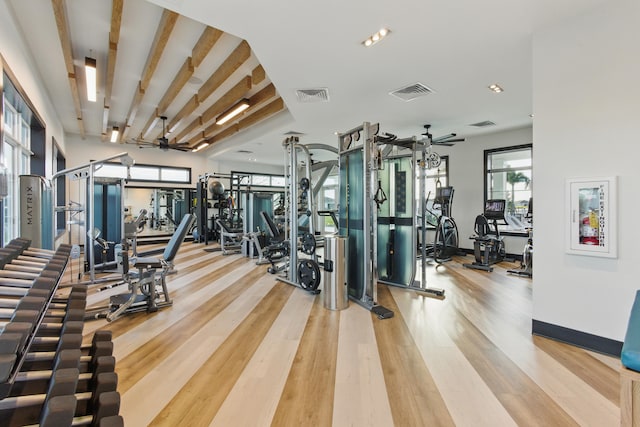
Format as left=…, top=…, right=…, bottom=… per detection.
left=566, top=176, right=617, bottom=258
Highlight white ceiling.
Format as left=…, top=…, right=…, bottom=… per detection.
left=7, top=0, right=607, bottom=166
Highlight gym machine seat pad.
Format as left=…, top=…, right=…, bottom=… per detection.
left=622, top=290, right=640, bottom=372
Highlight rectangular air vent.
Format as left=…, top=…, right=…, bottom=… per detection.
left=284, top=130, right=305, bottom=136
left=295, top=88, right=330, bottom=103
left=236, top=149, right=253, bottom=154
left=389, top=82, right=434, bottom=101
left=469, top=120, right=496, bottom=127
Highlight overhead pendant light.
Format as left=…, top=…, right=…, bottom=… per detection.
left=216, top=99, right=250, bottom=125
left=110, top=126, right=119, bottom=143
left=192, top=141, right=210, bottom=152
left=85, top=56, right=97, bottom=102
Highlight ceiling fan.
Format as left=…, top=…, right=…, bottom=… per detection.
left=422, top=124, right=465, bottom=146
left=127, top=116, right=190, bottom=152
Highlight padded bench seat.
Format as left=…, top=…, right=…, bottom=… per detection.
left=133, top=257, right=163, bottom=269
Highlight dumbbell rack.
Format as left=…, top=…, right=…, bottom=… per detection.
left=0, top=238, right=122, bottom=426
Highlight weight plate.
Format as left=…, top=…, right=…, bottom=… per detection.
left=297, top=259, right=321, bottom=291
left=428, top=152, right=441, bottom=169
left=301, top=232, right=316, bottom=255
left=299, top=177, right=310, bottom=191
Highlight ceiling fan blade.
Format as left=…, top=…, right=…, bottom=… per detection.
left=432, top=133, right=456, bottom=143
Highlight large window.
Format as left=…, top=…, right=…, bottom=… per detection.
left=231, top=171, right=286, bottom=189
left=94, top=163, right=191, bottom=184
left=485, top=145, right=532, bottom=233
left=2, top=100, right=32, bottom=245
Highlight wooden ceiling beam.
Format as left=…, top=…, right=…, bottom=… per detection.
left=252, top=65, right=266, bottom=85
left=201, top=83, right=276, bottom=140
left=173, top=115, right=203, bottom=145
left=120, top=9, right=178, bottom=142
left=51, top=0, right=85, bottom=137
left=140, top=10, right=179, bottom=91
left=167, top=40, right=251, bottom=141
left=174, top=75, right=251, bottom=144
left=121, top=82, right=145, bottom=141
left=142, top=26, right=222, bottom=140
left=168, top=94, right=198, bottom=134
left=102, top=0, right=123, bottom=140
left=236, top=96, right=284, bottom=130
left=198, top=40, right=250, bottom=101
left=202, top=97, right=285, bottom=148
left=141, top=56, right=193, bottom=139
left=248, top=83, right=276, bottom=107
left=187, top=131, right=207, bottom=146
left=192, top=27, right=223, bottom=68
left=201, top=76, right=251, bottom=125
left=191, top=93, right=283, bottom=150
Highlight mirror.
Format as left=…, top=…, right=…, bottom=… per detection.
left=124, top=186, right=195, bottom=236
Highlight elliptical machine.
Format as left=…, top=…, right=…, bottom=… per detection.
left=508, top=198, right=533, bottom=277
left=463, top=199, right=507, bottom=272
left=425, top=181, right=459, bottom=263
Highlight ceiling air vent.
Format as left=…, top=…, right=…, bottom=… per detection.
left=284, top=130, right=305, bottom=136
left=469, top=120, right=496, bottom=127
left=295, top=88, right=330, bottom=103
left=389, top=82, right=434, bottom=101
left=236, top=149, right=253, bottom=154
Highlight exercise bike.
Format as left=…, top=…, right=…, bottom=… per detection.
left=463, top=199, right=507, bottom=272
left=423, top=182, right=460, bottom=263
left=508, top=198, right=533, bottom=277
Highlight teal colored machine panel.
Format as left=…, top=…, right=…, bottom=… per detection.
left=339, top=150, right=365, bottom=299
left=377, top=156, right=415, bottom=286
left=251, top=193, right=274, bottom=232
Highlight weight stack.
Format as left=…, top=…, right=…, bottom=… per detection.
left=323, top=235, right=348, bottom=310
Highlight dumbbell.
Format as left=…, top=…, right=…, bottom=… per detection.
left=23, top=331, right=113, bottom=372
left=3, top=332, right=118, bottom=425
left=0, top=284, right=86, bottom=337
left=0, top=367, right=119, bottom=426
left=12, top=343, right=115, bottom=396
left=0, top=294, right=90, bottom=381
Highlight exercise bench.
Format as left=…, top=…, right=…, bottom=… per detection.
left=96, top=213, right=195, bottom=322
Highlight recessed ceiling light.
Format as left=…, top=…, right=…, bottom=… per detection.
left=362, top=28, right=391, bottom=47
left=488, top=83, right=503, bottom=93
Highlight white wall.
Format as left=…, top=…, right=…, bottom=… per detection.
left=0, top=1, right=66, bottom=177
left=435, top=126, right=532, bottom=253
left=532, top=0, right=640, bottom=341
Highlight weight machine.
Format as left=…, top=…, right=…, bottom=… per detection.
left=463, top=199, right=508, bottom=272
left=338, top=123, right=391, bottom=316
left=270, top=136, right=326, bottom=293
left=195, top=173, right=244, bottom=245
left=372, top=131, right=445, bottom=298
left=51, top=152, right=135, bottom=284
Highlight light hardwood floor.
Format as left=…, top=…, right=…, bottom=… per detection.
left=70, top=242, right=621, bottom=426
